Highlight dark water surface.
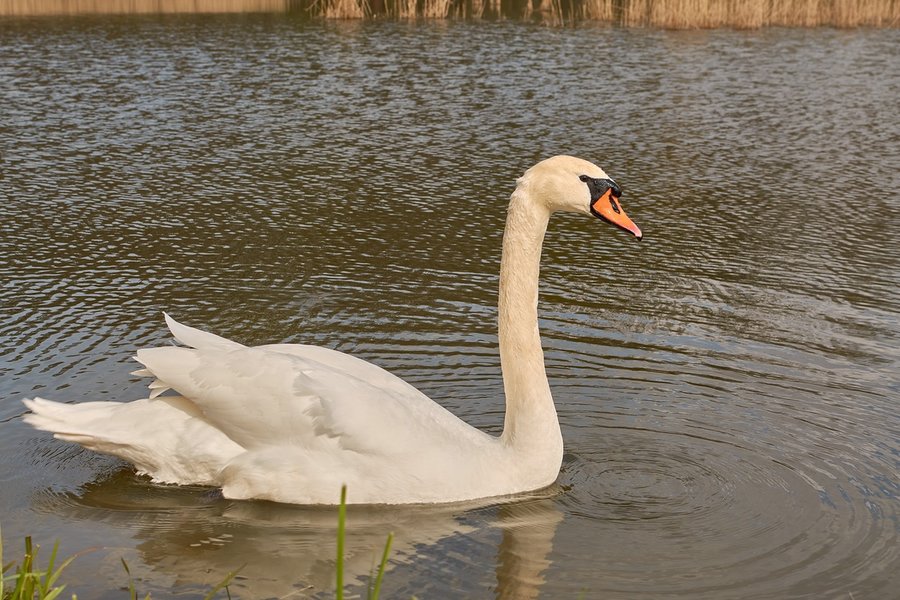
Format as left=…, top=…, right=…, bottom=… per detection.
left=1, top=14, right=898, bottom=599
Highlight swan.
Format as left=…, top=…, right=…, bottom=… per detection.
left=23, top=156, right=641, bottom=505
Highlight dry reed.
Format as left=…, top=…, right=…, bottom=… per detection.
left=830, top=0, right=900, bottom=26
left=422, top=0, right=453, bottom=17
left=0, top=0, right=897, bottom=26
left=581, top=0, right=614, bottom=20
left=387, top=0, right=418, bottom=17
left=320, top=0, right=368, bottom=17
left=622, top=0, right=899, bottom=28
left=530, top=0, right=566, bottom=22
left=0, top=0, right=285, bottom=14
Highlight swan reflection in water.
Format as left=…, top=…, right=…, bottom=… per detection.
left=41, top=470, right=564, bottom=598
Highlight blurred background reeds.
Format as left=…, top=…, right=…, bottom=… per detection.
left=1, top=0, right=897, bottom=26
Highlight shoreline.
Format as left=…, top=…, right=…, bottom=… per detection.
left=1, top=0, right=898, bottom=28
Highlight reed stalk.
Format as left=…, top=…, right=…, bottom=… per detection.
left=320, top=0, right=369, bottom=18
left=387, top=0, right=419, bottom=17
left=531, top=0, right=567, bottom=23
left=581, top=0, right=615, bottom=20
left=422, top=0, right=454, bottom=18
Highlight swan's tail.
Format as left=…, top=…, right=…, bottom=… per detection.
left=22, top=396, right=242, bottom=485
left=23, top=397, right=122, bottom=447
left=21, top=315, right=248, bottom=485
left=22, top=396, right=171, bottom=477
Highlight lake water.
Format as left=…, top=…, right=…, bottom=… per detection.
left=1, top=13, right=898, bottom=599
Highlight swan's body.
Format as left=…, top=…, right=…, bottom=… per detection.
left=23, top=156, right=641, bottom=505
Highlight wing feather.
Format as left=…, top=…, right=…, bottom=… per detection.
left=132, top=316, right=490, bottom=460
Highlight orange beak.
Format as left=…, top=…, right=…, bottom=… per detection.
left=591, top=190, right=642, bottom=240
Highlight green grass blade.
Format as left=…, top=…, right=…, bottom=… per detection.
left=44, top=550, right=83, bottom=596
left=202, top=564, right=244, bottom=600
left=336, top=484, right=347, bottom=600
left=46, top=540, right=59, bottom=577
left=370, top=532, right=393, bottom=600
left=0, top=522, right=4, bottom=599
left=40, top=540, right=60, bottom=594
left=14, top=536, right=36, bottom=599
left=121, top=557, right=138, bottom=600
left=12, top=569, right=31, bottom=598
left=42, top=583, right=70, bottom=600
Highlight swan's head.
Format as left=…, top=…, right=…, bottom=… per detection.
left=522, top=155, right=642, bottom=240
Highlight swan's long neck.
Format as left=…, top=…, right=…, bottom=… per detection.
left=498, top=184, right=563, bottom=464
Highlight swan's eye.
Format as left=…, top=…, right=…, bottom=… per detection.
left=579, top=175, right=591, bottom=183
left=608, top=179, right=622, bottom=198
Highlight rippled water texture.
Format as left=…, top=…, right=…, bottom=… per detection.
left=1, top=15, right=898, bottom=599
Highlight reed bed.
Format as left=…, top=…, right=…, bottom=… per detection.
left=298, top=0, right=900, bottom=25
left=319, top=0, right=368, bottom=18
left=369, top=0, right=456, bottom=17
left=0, top=0, right=286, bottom=15
left=422, top=0, right=454, bottom=18
left=617, top=0, right=899, bottom=27
left=581, top=0, right=615, bottom=20
left=0, top=0, right=897, bottom=28
left=387, top=0, right=419, bottom=17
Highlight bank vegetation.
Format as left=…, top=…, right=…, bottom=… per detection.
left=0, top=0, right=897, bottom=27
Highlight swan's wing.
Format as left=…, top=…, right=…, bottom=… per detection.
left=163, top=312, right=245, bottom=351
left=161, top=314, right=410, bottom=393
left=256, top=343, right=434, bottom=404
left=135, top=334, right=484, bottom=458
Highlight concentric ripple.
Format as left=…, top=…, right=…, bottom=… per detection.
left=564, top=439, right=735, bottom=522
left=554, top=423, right=897, bottom=597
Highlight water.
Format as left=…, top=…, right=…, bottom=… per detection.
left=1, top=14, right=898, bottom=599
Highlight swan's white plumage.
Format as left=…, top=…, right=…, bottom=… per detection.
left=22, top=395, right=242, bottom=485
left=23, top=155, right=639, bottom=505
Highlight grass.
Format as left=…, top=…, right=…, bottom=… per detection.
left=0, top=525, right=78, bottom=600
left=1, top=486, right=393, bottom=599
left=0, top=531, right=237, bottom=600
left=336, top=485, right=395, bottom=600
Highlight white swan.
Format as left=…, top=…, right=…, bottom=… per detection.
left=23, top=156, right=641, bottom=505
